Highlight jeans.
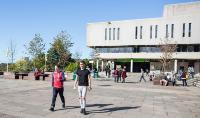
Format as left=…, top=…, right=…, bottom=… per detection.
left=51, top=87, right=65, bottom=108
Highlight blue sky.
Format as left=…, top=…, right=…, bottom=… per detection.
left=0, top=0, right=197, bottom=63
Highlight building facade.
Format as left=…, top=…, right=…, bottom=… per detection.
left=87, top=2, right=200, bottom=74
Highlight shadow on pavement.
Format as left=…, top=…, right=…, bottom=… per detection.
left=66, top=103, right=113, bottom=110
left=87, top=106, right=141, bottom=114
left=98, top=85, right=112, bottom=87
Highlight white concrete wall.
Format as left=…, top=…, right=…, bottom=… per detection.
left=163, top=2, right=200, bottom=17
left=98, top=52, right=200, bottom=60
left=87, top=2, right=200, bottom=47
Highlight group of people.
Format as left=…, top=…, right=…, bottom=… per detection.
left=112, top=67, right=127, bottom=83
left=49, top=61, right=91, bottom=115
left=160, top=67, right=195, bottom=87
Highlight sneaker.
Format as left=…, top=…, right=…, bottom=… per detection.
left=83, top=108, right=86, bottom=115
left=62, top=104, right=65, bottom=109
left=80, top=109, right=83, bottom=113
left=49, top=107, right=54, bottom=112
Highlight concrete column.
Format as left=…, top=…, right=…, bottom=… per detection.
left=101, top=61, right=104, bottom=71
left=174, top=59, right=177, bottom=73
left=130, top=59, right=133, bottom=72
left=96, top=60, right=99, bottom=71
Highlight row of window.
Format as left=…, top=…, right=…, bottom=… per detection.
left=96, top=45, right=200, bottom=53
left=105, top=23, right=192, bottom=40
left=105, top=28, right=120, bottom=40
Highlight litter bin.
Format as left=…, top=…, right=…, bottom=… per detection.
left=73, top=71, right=76, bottom=80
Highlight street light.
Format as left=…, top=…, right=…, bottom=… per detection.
left=45, top=53, right=47, bottom=71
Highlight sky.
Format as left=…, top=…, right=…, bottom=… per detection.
left=0, top=0, right=198, bottom=63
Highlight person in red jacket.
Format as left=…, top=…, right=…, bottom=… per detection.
left=49, top=64, right=65, bottom=111
left=121, top=67, right=127, bottom=83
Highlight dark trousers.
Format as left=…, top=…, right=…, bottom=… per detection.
left=114, top=76, right=119, bottom=82
left=139, top=75, right=146, bottom=82
left=122, top=78, right=125, bottom=83
left=182, top=79, right=187, bottom=86
left=51, top=87, right=65, bottom=108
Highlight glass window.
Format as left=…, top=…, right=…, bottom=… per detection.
left=113, top=28, right=115, bottom=40
left=171, top=24, right=174, bottom=38
left=150, top=26, right=152, bottom=39
left=117, top=28, right=120, bottom=40
left=183, top=23, right=185, bottom=37
left=135, top=27, right=138, bottom=39
left=105, top=28, right=107, bottom=40
left=109, top=28, right=111, bottom=40
left=166, top=24, right=168, bottom=38
left=189, top=23, right=191, bottom=37
left=140, top=26, right=143, bottom=39
left=155, top=25, right=158, bottom=39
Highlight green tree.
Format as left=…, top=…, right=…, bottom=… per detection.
left=14, top=59, right=32, bottom=72
left=25, top=34, right=45, bottom=68
left=47, top=31, right=73, bottom=70
left=25, top=34, right=45, bottom=58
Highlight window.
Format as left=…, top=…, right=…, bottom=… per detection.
left=166, top=24, right=168, bottom=38
left=182, top=23, right=185, bottom=37
left=113, top=28, right=115, bottom=40
left=135, top=27, right=138, bottom=39
left=140, top=26, right=143, bottom=39
left=171, top=24, right=174, bottom=38
left=109, top=28, right=111, bottom=40
left=117, top=28, right=120, bottom=40
left=189, top=23, right=191, bottom=37
left=155, top=25, right=158, bottom=38
left=150, top=25, right=152, bottom=39
left=105, top=28, right=107, bottom=40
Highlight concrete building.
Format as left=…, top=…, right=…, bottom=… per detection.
left=87, top=2, right=200, bottom=74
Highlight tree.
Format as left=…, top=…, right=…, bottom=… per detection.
left=73, top=51, right=82, bottom=61
left=25, top=34, right=45, bottom=58
left=90, top=48, right=100, bottom=69
left=7, top=40, right=16, bottom=63
left=25, top=34, right=45, bottom=68
left=47, top=31, right=73, bottom=70
left=158, top=38, right=177, bottom=73
left=14, top=59, right=32, bottom=72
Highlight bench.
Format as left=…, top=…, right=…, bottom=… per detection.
left=35, top=73, right=50, bottom=80
left=15, top=72, right=29, bottom=80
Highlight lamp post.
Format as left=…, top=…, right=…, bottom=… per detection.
left=45, top=53, right=47, bottom=71
left=6, top=48, right=10, bottom=72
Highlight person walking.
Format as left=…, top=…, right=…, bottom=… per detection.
left=113, top=68, right=119, bottom=83
left=139, top=68, right=146, bottom=82
left=118, top=68, right=122, bottom=82
left=181, top=71, right=187, bottom=86
left=121, top=67, right=127, bottom=83
left=49, top=64, right=66, bottom=111
left=73, top=61, right=92, bottom=115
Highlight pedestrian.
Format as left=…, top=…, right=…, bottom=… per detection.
left=139, top=68, right=146, bottom=82
left=49, top=64, right=66, bottom=111
left=118, top=68, right=122, bottom=82
left=113, top=68, right=119, bottom=82
left=73, top=61, right=92, bottom=115
left=181, top=71, right=187, bottom=86
left=121, top=67, right=127, bottom=83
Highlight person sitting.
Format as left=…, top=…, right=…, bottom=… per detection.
left=160, top=73, right=170, bottom=86
left=34, top=68, right=41, bottom=80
